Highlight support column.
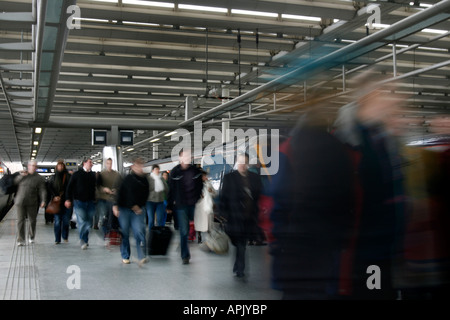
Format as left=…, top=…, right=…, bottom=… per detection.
left=392, top=42, right=397, bottom=77
left=185, top=96, right=194, bottom=121
left=222, top=119, right=230, bottom=144
left=342, top=64, right=346, bottom=92
left=110, top=125, right=119, bottom=145
left=152, top=130, right=158, bottom=160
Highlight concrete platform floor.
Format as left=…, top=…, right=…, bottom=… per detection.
left=0, top=206, right=282, bottom=300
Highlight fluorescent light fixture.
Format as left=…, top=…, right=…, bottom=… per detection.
left=150, top=138, right=160, bottom=142
left=420, top=3, right=433, bottom=8
left=371, top=23, right=391, bottom=29
left=418, top=46, right=448, bottom=52
left=164, top=131, right=177, bottom=136
left=127, top=148, right=134, bottom=152
left=123, top=21, right=160, bottom=27
left=179, top=4, right=227, bottom=13
left=422, top=28, right=447, bottom=34
left=231, top=9, right=278, bottom=18
left=35, top=127, right=42, bottom=133
left=33, top=141, right=39, bottom=145
left=78, top=18, right=110, bottom=23
left=122, top=0, right=175, bottom=8
left=282, top=14, right=321, bottom=22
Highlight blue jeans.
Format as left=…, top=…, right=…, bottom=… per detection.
left=73, top=200, right=96, bottom=244
left=176, top=205, right=195, bottom=260
left=54, top=206, right=71, bottom=242
left=97, top=199, right=116, bottom=235
left=146, top=201, right=166, bottom=231
left=118, top=207, right=146, bottom=260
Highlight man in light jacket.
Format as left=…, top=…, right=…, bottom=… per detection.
left=14, top=160, right=47, bottom=246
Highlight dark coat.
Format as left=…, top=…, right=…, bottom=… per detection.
left=219, top=170, right=262, bottom=242
left=115, top=171, right=149, bottom=209
left=48, top=170, right=71, bottom=211
left=166, top=164, right=203, bottom=211
left=269, top=126, right=354, bottom=296
left=66, top=168, right=97, bottom=202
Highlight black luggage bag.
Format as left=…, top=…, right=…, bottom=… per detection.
left=147, top=226, right=173, bottom=255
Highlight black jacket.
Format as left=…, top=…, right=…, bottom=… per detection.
left=48, top=170, right=71, bottom=209
left=219, top=170, right=262, bottom=241
left=270, top=126, right=354, bottom=294
left=115, top=171, right=149, bottom=209
left=66, top=168, right=97, bottom=202
left=166, top=164, right=203, bottom=211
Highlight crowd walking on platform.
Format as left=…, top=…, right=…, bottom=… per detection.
left=5, top=76, right=450, bottom=299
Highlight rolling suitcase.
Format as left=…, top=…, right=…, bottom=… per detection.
left=105, top=230, right=122, bottom=246
left=147, top=226, right=173, bottom=255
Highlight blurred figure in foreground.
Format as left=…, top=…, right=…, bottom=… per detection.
left=391, top=116, right=450, bottom=299
left=269, top=105, right=354, bottom=299
left=220, top=153, right=262, bottom=279
left=332, top=76, right=407, bottom=299
left=113, top=157, right=149, bottom=266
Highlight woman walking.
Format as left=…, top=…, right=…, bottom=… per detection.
left=48, top=160, right=71, bottom=244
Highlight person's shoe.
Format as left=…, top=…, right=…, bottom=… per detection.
left=122, top=259, right=131, bottom=264
left=234, top=272, right=246, bottom=281
left=29, top=239, right=34, bottom=244
left=138, top=257, right=149, bottom=267
left=81, top=243, right=88, bottom=250
left=63, top=239, right=68, bottom=243
left=17, top=241, right=25, bottom=247
left=55, top=241, right=61, bottom=245
left=182, top=258, right=190, bottom=265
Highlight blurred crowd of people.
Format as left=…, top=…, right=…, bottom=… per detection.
left=10, top=73, right=450, bottom=300
left=268, top=75, right=450, bottom=300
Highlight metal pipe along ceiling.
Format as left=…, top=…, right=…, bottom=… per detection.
left=177, top=0, right=450, bottom=127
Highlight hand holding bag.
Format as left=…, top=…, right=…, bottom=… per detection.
left=45, top=173, right=66, bottom=215
left=45, top=196, right=61, bottom=214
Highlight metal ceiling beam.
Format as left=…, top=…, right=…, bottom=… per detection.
left=178, top=0, right=450, bottom=127
left=33, top=116, right=180, bottom=130
left=33, top=0, right=47, bottom=121
left=0, top=74, right=22, bottom=163
left=76, top=5, right=324, bottom=37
